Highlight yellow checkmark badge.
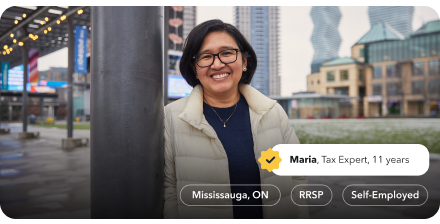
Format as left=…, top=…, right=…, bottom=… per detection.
left=258, top=148, right=282, bottom=172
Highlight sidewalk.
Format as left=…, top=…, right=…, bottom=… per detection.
left=0, top=123, right=439, bottom=218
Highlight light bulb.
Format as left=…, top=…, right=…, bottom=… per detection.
left=44, top=30, right=47, bottom=34
left=10, top=33, right=14, bottom=38
left=14, top=20, right=18, bottom=24
left=23, top=13, right=26, bottom=18
left=45, top=17, right=49, bottom=22
left=57, top=20, right=60, bottom=24
left=13, top=39, right=16, bottom=43
left=48, top=27, right=52, bottom=31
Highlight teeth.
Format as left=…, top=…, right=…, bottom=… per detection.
left=212, top=73, right=229, bottom=79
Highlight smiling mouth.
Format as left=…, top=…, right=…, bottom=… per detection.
left=211, top=73, right=230, bottom=79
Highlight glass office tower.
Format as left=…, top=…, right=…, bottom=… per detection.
left=235, top=6, right=280, bottom=96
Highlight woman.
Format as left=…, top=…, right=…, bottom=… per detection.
left=164, top=20, right=308, bottom=219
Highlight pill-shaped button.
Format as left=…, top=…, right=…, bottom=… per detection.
left=291, top=184, right=332, bottom=206
left=342, top=184, right=428, bottom=206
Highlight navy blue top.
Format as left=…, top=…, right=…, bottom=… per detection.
left=203, top=94, right=263, bottom=219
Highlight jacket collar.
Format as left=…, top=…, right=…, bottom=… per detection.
left=178, top=83, right=277, bottom=127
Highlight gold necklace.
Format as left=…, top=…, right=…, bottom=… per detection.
left=204, top=96, right=238, bottom=128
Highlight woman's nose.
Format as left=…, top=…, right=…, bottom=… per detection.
left=211, top=55, right=225, bottom=69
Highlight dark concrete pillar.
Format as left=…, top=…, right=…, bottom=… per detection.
left=22, top=42, right=28, bottom=132
left=67, top=16, right=74, bottom=138
left=90, top=6, right=164, bottom=218
left=163, top=6, right=169, bottom=106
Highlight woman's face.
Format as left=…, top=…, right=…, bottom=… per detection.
left=194, top=31, right=246, bottom=95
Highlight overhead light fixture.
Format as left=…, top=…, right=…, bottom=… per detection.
left=34, top=19, right=41, bottom=23
left=17, top=6, right=37, bottom=10
left=15, top=17, right=22, bottom=20
left=48, top=9, right=62, bottom=15
left=57, top=6, right=68, bottom=9
left=28, top=24, right=39, bottom=28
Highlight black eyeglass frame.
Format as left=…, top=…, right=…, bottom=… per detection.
left=192, top=49, right=241, bottom=68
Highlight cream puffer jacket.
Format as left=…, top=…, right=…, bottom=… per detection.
left=164, top=83, right=309, bottom=219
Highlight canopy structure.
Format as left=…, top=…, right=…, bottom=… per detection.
left=0, top=6, right=90, bottom=68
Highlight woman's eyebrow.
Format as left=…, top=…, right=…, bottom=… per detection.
left=199, top=46, right=236, bottom=54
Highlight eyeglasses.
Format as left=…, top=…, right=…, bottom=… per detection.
left=193, top=49, right=241, bottom=68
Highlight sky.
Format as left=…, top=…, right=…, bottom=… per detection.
left=38, top=6, right=439, bottom=96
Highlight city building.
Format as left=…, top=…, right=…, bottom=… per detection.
left=39, top=67, right=67, bottom=81
left=368, top=6, right=414, bottom=37
left=307, top=20, right=440, bottom=118
left=235, top=6, right=280, bottom=96
left=182, top=6, right=196, bottom=44
left=310, top=6, right=342, bottom=73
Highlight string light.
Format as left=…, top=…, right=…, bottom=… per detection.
left=9, top=48, right=12, bottom=51
left=77, top=9, right=83, bottom=15
left=45, top=17, right=49, bottom=22
left=3, top=45, right=7, bottom=50
left=57, top=20, right=60, bottom=24
left=29, top=34, right=33, bottom=38
left=22, top=13, right=26, bottom=18
left=13, top=39, right=16, bottom=43
left=2, top=51, right=5, bottom=55
left=40, top=21, right=44, bottom=25
left=6, top=49, right=10, bottom=54
left=14, top=20, right=18, bottom=24
left=48, top=27, right=52, bottom=31
left=19, top=42, right=24, bottom=46
left=10, top=33, right=14, bottom=38
left=44, top=30, right=47, bottom=34
left=60, top=15, right=66, bottom=21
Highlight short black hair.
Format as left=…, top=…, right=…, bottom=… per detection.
left=179, top=19, right=257, bottom=87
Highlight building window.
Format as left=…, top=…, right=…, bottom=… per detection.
left=334, top=87, right=349, bottom=95
left=429, top=80, right=440, bottom=95
left=386, top=82, right=403, bottom=96
left=317, top=80, right=320, bottom=84
left=413, top=62, right=424, bottom=76
left=327, top=71, right=335, bottom=81
left=373, top=66, right=382, bottom=79
left=429, top=60, right=440, bottom=76
left=340, top=70, right=349, bottom=81
left=360, top=48, right=365, bottom=57
left=386, top=64, right=401, bottom=78
left=373, top=84, right=382, bottom=96
left=359, top=69, right=364, bottom=81
left=412, top=81, right=424, bottom=95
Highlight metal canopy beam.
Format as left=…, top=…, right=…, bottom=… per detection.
left=0, top=6, right=51, bottom=42
left=91, top=6, right=164, bottom=218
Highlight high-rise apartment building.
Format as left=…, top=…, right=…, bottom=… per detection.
left=183, top=6, right=196, bottom=44
left=310, top=6, right=342, bottom=74
left=368, top=6, right=414, bottom=37
left=235, top=6, right=280, bottom=96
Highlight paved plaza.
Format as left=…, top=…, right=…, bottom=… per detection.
left=0, top=122, right=439, bottom=218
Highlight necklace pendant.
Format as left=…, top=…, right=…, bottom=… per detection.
left=223, top=124, right=226, bottom=128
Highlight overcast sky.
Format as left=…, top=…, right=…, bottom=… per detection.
left=38, top=6, right=439, bottom=96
